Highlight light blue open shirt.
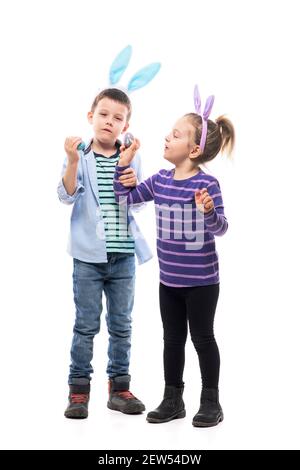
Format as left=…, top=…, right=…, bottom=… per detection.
left=57, top=140, right=153, bottom=265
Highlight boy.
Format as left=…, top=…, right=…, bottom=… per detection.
left=57, top=88, right=152, bottom=419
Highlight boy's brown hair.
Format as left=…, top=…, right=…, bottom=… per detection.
left=91, top=88, right=132, bottom=121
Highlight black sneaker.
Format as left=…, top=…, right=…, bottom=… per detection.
left=64, top=383, right=90, bottom=419
left=107, top=375, right=145, bottom=414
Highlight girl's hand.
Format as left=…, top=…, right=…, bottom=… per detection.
left=118, top=138, right=140, bottom=166
left=195, top=188, right=215, bottom=213
left=64, top=136, right=83, bottom=165
left=119, top=167, right=137, bottom=187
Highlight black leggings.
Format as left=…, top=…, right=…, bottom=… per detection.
left=159, top=282, right=220, bottom=389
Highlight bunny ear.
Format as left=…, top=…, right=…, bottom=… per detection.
left=203, top=95, right=215, bottom=120
left=194, top=84, right=201, bottom=114
left=109, top=45, right=133, bottom=85
left=127, top=63, right=161, bottom=92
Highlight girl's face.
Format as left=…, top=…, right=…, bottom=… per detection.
left=164, top=117, right=199, bottom=164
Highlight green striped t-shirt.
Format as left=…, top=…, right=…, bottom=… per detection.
left=94, top=151, right=135, bottom=254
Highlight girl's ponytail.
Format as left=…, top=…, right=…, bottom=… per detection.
left=215, top=115, right=235, bottom=157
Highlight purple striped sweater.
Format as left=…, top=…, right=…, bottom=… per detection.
left=114, top=165, right=228, bottom=287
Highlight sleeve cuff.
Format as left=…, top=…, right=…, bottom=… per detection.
left=204, top=208, right=217, bottom=223
left=57, top=178, right=85, bottom=203
left=116, top=164, right=131, bottom=172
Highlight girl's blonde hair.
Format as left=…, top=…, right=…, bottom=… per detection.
left=184, top=113, right=235, bottom=163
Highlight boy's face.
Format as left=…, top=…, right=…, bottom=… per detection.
left=87, top=97, right=129, bottom=145
left=164, top=117, right=200, bottom=164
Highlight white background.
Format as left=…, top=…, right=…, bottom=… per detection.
left=0, top=0, right=300, bottom=450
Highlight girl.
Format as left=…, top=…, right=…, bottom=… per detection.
left=114, top=87, right=234, bottom=427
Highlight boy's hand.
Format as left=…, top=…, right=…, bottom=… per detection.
left=118, top=138, right=140, bottom=166
left=64, top=137, right=83, bottom=165
left=119, top=168, right=137, bottom=187
left=195, top=188, right=215, bottom=213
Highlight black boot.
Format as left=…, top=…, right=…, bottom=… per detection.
left=192, top=388, right=223, bottom=427
left=64, top=381, right=90, bottom=419
left=147, top=385, right=186, bottom=424
left=107, top=375, right=145, bottom=414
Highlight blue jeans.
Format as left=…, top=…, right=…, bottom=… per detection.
left=68, top=253, right=135, bottom=384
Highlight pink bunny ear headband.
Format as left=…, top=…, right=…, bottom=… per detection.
left=193, top=85, right=215, bottom=153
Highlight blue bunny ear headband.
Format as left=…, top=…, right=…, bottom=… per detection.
left=109, top=45, right=161, bottom=93
left=77, top=46, right=161, bottom=151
